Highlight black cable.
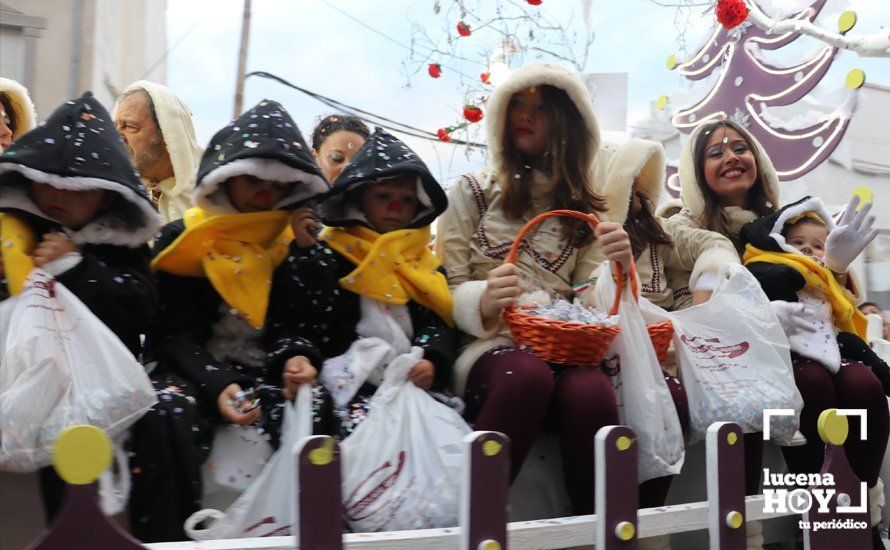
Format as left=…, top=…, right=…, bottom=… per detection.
left=246, top=71, right=488, bottom=148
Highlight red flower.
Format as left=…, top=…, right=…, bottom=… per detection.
left=428, top=63, right=442, bottom=79
left=463, top=104, right=484, bottom=123
left=457, top=21, right=471, bottom=37
left=436, top=128, right=451, bottom=142
left=527, top=0, right=542, bottom=5
left=480, top=72, right=491, bottom=84
left=716, top=0, right=749, bottom=30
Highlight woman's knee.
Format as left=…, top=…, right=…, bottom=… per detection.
left=471, top=349, right=555, bottom=401
left=554, top=367, right=617, bottom=420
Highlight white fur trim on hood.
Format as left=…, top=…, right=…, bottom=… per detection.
left=486, top=64, right=601, bottom=175
left=116, top=81, right=203, bottom=219
left=655, top=197, right=684, bottom=219
left=0, top=163, right=162, bottom=247
left=769, top=196, right=835, bottom=255
left=597, top=138, right=666, bottom=225
left=678, top=122, right=780, bottom=220
left=0, top=77, right=37, bottom=141
left=193, top=157, right=330, bottom=214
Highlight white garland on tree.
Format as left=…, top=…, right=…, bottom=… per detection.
left=745, top=0, right=890, bottom=57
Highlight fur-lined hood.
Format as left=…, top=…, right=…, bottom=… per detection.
left=595, top=138, right=666, bottom=224
left=678, top=122, right=780, bottom=220
left=116, top=80, right=203, bottom=201
left=0, top=92, right=160, bottom=247
left=321, top=128, right=447, bottom=229
left=486, top=63, right=601, bottom=176
left=193, top=99, right=329, bottom=214
left=740, top=196, right=834, bottom=255
left=655, top=198, right=684, bottom=219
left=0, top=77, right=37, bottom=142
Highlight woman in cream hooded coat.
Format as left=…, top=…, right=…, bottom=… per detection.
left=436, top=63, right=635, bottom=515
left=0, top=77, right=37, bottom=151
left=671, top=119, right=796, bottom=550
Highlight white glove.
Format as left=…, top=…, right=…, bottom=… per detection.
left=823, top=196, right=878, bottom=273
left=770, top=300, right=818, bottom=337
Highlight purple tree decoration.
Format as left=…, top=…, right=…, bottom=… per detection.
left=663, top=0, right=865, bottom=194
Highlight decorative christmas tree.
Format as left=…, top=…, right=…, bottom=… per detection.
left=664, top=0, right=865, bottom=184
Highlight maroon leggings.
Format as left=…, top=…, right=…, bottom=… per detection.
left=782, top=359, right=889, bottom=487
left=464, top=347, right=690, bottom=514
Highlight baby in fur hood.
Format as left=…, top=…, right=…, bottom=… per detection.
left=740, top=195, right=889, bottom=395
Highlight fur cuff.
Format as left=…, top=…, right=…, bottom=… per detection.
left=453, top=280, right=502, bottom=338
left=690, top=246, right=739, bottom=289
left=41, top=252, right=83, bottom=276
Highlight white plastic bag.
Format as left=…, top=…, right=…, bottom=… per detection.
left=185, top=384, right=313, bottom=539
left=204, top=424, right=274, bottom=492
left=649, top=264, right=802, bottom=444
left=340, top=346, right=471, bottom=532
left=0, top=269, right=156, bottom=472
left=592, top=263, right=685, bottom=482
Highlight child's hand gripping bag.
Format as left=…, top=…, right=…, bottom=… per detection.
left=340, top=346, right=472, bottom=532
left=185, top=384, right=313, bottom=539
left=1, top=269, right=156, bottom=472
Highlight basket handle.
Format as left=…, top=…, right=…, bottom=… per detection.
left=504, top=209, right=638, bottom=316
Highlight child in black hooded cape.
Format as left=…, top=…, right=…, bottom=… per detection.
left=145, top=100, right=339, bottom=540
left=266, top=128, right=457, bottom=438
left=0, top=92, right=160, bottom=526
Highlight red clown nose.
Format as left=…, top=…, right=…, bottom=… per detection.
left=387, top=200, right=403, bottom=212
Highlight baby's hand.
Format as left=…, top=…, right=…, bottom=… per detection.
left=290, top=207, right=320, bottom=248
left=32, top=233, right=76, bottom=267
left=282, top=355, right=318, bottom=400
left=408, top=359, right=435, bottom=390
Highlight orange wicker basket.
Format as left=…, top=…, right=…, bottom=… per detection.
left=502, top=209, right=674, bottom=366
left=502, top=210, right=625, bottom=366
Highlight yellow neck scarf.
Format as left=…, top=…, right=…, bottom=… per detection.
left=151, top=208, right=293, bottom=329
left=321, top=225, right=453, bottom=326
left=1, top=212, right=38, bottom=295
left=743, top=244, right=867, bottom=339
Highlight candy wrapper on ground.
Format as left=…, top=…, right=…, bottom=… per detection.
left=339, top=346, right=471, bottom=532
left=0, top=269, right=157, bottom=472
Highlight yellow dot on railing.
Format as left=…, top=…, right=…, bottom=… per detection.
left=838, top=11, right=857, bottom=34
left=845, top=69, right=866, bottom=90
left=53, top=425, right=112, bottom=485
left=656, top=95, right=669, bottom=111
left=308, top=439, right=334, bottom=466
left=615, top=521, right=636, bottom=541
left=726, top=510, right=744, bottom=529
left=483, top=440, right=502, bottom=457
left=478, top=540, right=501, bottom=550
left=817, top=409, right=849, bottom=446
left=727, top=432, right=738, bottom=446
left=616, top=435, right=633, bottom=451
left=666, top=54, right=678, bottom=70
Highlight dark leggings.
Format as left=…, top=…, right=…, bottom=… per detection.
left=782, top=358, right=889, bottom=487
left=464, top=347, right=690, bottom=514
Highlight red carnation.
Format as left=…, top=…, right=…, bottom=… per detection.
left=527, top=0, right=542, bottom=5
left=480, top=72, right=491, bottom=84
left=428, top=63, right=442, bottom=78
left=436, top=128, right=452, bottom=142
left=457, top=21, right=471, bottom=37
left=716, top=0, right=749, bottom=30
left=463, top=104, right=484, bottom=123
